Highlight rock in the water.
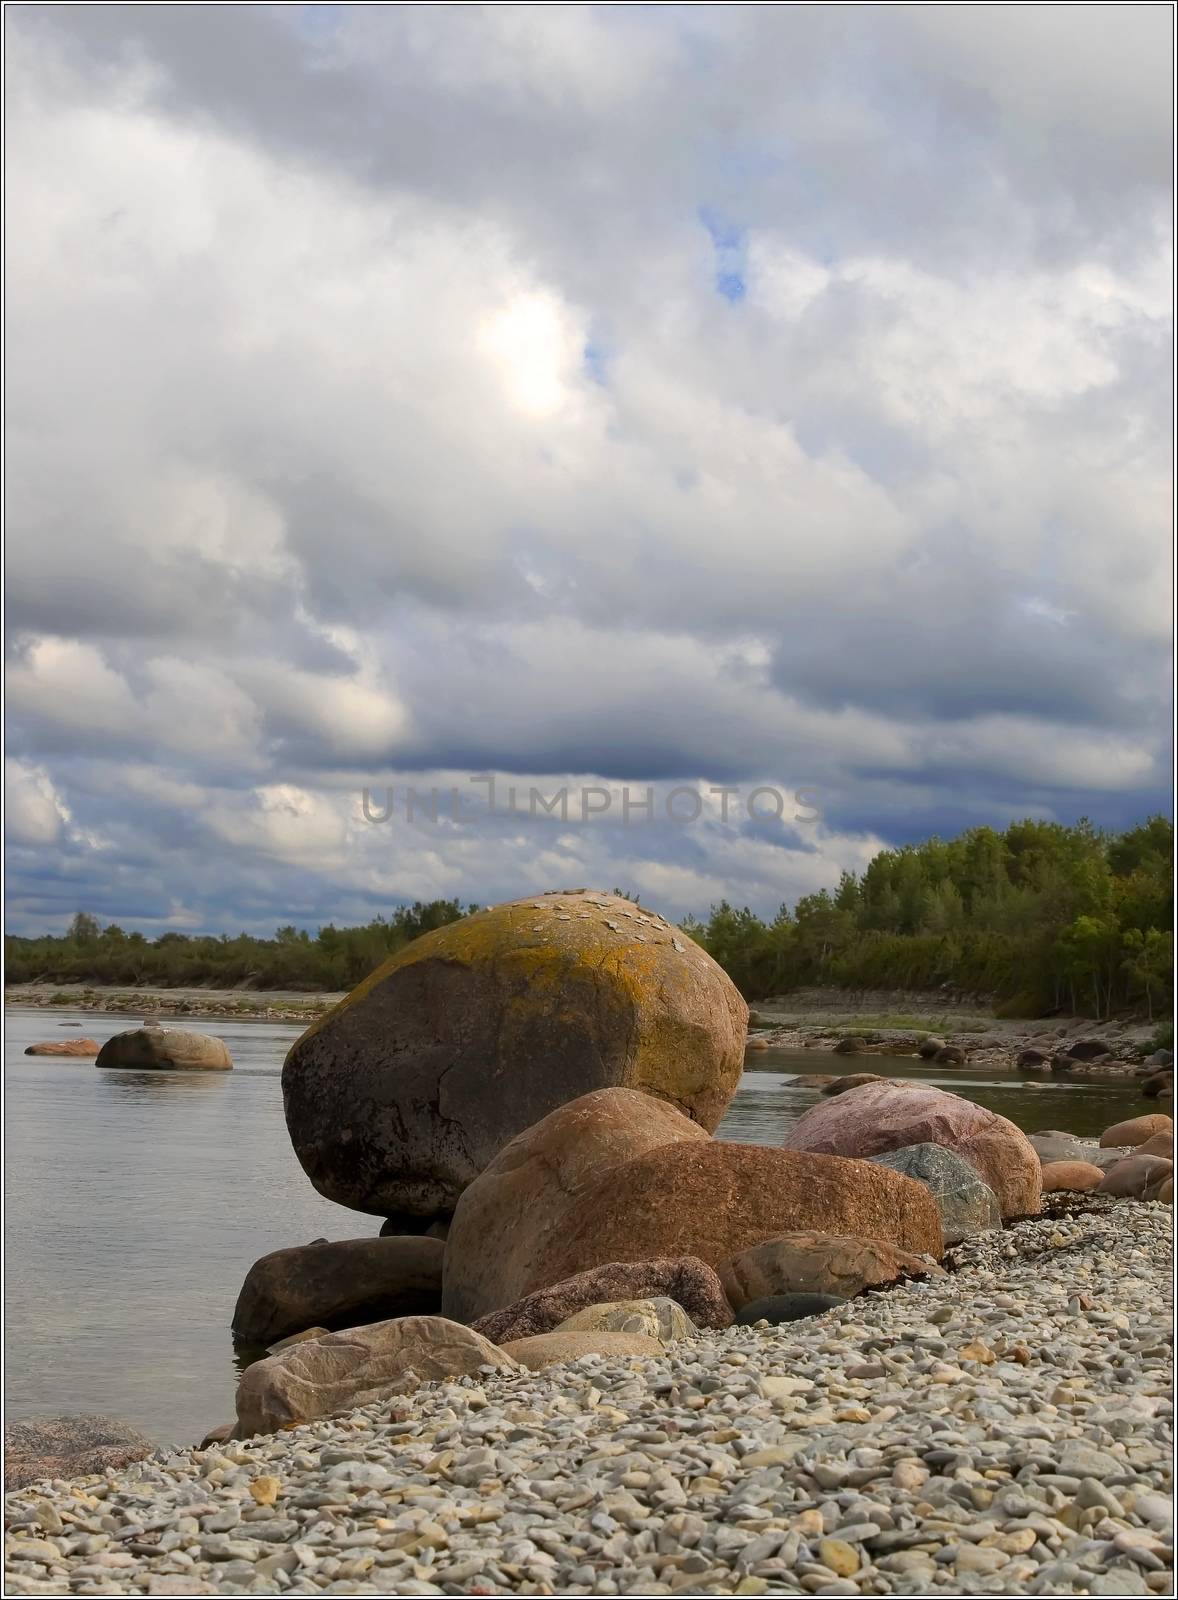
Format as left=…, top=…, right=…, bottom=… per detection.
left=234, top=1316, right=517, bottom=1436
left=24, top=1038, right=100, bottom=1057
left=1016, top=1048, right=1050, bottom=1071
left=783, top=1079, right=1041, bottom=1219
left=232, top=1235, right=444, bottom=1345
left=471, top=1256, right=733, bottom=1344
left=500, top=1331, right=663, bottom=1369
left=833, top=1036, right=868, bottom=1055
left=933, top=1045, right=966, bottom=1065
left=1040, top=1160, right=1105, bottom=1192
left=96, top=1028, right=232, bottom=1071
left=917, top=1036, right=945, bottom=1059
left=553, top=1297, right=696, bottom=1341
left=1099, top=1113, right=1172, bottom=1149
left=869, top=1142, right=1002, bottom=1242
left=4, top=1414, right=154, bottom=1489
left=1141, top=1070, right=1173, bottom=1099
left=442, top=1088, right=943, bottom=1322
left=735, top=1292, right=847, bottom=1324
left=821, top=1072, right=887, bottom=1095
left=1097, top=1154, right=1173, bottom=1200
left=719, top=1231, right=943, bottom=1311
left=282, top=890, right=747, bottom=1219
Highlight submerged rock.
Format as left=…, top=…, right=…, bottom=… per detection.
left=282, top=890, right=747, bottom=1220
left=4, top=1414, right=154, bottom=1490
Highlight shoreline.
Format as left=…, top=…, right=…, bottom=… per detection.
left=5, top=1202, right=1171, bottom=1596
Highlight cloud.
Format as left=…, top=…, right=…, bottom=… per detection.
left=3, top=5, right=1171, bottom=935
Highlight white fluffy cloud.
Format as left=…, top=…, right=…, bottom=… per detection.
left=4, top=5, right=1170, bottom=934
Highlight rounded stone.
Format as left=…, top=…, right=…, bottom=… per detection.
left=869, top=1142, right=1002, bottom=1242
left=282, top=891, right=747, bottom=1217
left=96, top=1027, right=232, bottom=1071
left=734, top=1292, right=847, bottom=1324
left=1099, top=1114, right=1172, bottom=1150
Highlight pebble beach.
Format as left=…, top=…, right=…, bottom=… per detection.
left=6, top=1202, right=1171, bottom=1598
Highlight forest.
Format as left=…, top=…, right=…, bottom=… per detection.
left=6, top=817, right=1172, bottom=1021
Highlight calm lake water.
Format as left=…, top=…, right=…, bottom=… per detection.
left=4, top=1008, right=1143, bottom=1445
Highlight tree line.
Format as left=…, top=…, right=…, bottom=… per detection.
left=5, top=816, right=1172, bottom=1019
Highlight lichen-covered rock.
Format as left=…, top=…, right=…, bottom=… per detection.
left=1040, top=1160, right=1104, bottom=1193
left=1099, top=1113, right=1172, bottom=1149
left=783, top=1080, right=1041, bottom=1219
left=500, top=1331, right=663, bottom=1369
left=442, top=1088, right=943, bottom=1323
left=234, top=1317, right=517, bottom=1436
left=4, top=1415, right=155, bottom=1490
left=719, top=1231, right=943, bottom=1311
left=232, top=1236, right=444, bottom=1346
left=869, top=1143, right=1001, bottom=1243
left=24, top=1038, right=100, bottom=1057
left=96, top=1027, right=232, bottom=1071
left=553, top=1297, right=696, bottom=1341
left=282, top=891, right=747, bottom=1219
left=471, top=1256, right=732, bottom=1344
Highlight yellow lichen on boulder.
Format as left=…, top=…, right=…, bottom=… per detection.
left=282, top=890, right=747, bottom=1220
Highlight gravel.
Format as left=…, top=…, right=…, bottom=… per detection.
left=5, top=1204, right=1172, bottom=1597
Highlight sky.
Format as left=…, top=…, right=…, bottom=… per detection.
left=4, top=3, right=1173, bottom=936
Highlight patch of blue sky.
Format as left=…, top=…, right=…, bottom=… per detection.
left=583, top=341, right=609, bottom=386
left=699, top=207, right=748, bottom=303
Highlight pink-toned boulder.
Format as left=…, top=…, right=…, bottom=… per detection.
left=1099, top=1114, right=1172, bottom=1150
left=781, top=1080, right=1041, bottom=1219
left=24, top=1038, right=101, bottom=1057
left=1040, top=1160, right=1104, bottom=1193
left=472, top=1257, right=733, bottom=1345
left=442, top=1089, right=943, bottom=1323
left=1097, top=1154, right=1173, bottom=1200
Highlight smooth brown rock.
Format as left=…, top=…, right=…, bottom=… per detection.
left=833, top=1037, right=868, bottom=1055
left=235, top=1316, right=517, bottom=1436
left=96, top=1028, right=232, bottom=1071
left=24, top=1038, right=101, bottom=1057
left=1134, top=1131, right=1174, bottom=1160
left=442, top=1088, right=943, bottom=1323
left=554, top=1297, right=696, bottom=1340
left=282, top=891, right=747, bottom=1219
left=500, top=1331, right=662, bottom=1369
left=471, top=1256, right=733, bottom=1344
left=4, top=1415, right=154, bottom=1489
left=233, top=1236, right=444, bottom=1345
left=198, top=1423, right=235, bottom=1449
left=718, top=1232, right=944, bottom=1311
left=1016, top=1048, right=1050, bottom=1070
left=1099, top=1114, right=1172, bottom=1149
left=782, top=1080, right=1041, bottom=1219
left=933, top=1046, right=966, bottom=1065
left=1039, top=1160, right=1104, bottom=1193
left=1097, top=1154, right=1173, bottom=1200
left=1157, top=1177, right=1173, bottom=1204
left=267, top=1327, right=330, bottom=1355
left=821, top=1072, right=887, bottom=1096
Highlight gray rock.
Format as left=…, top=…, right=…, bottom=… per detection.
left=734, top=1292, right=847, bottom=1324
left=869, top=1143, right=1001, bottom=1243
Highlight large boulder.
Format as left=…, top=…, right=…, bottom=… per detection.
left=1067, top=1038, right=1113, bottom=1062
left=232, top=1236, right=444, bottom=1346
left=933, top=1046, right=965, bottom=1066
left=1097, top=1154, right=1173, bottom=1201
left=24, top=1038, right=101, bottom=1057
left=917, top=1037, right=946, bottom=1059
left=1016, top=1048, right=1050, bottom=1071
left=282, top=891, right=747, bottom=1220
left=442, top=1088, right=943, bottom=1323
left=471, top=1256, right=733, bottom=1344
left=1099, top=1114, right=1172, bottom=1150
left=718, top=1232, right=943, bottom=1312
left=96, top=1027, right=232, bottom=1071
left=869, top=1143, right=1001, bottom=1243
left=4, top=1415, right=154, bottom=1490
left=554, top=1297, right=696, bottom=1341
left=782, top=1080, right=1041, bottom=1219
left=235, top=1317, right=517, bottom=1436
left=833, top=1037, right=868, bottom=1055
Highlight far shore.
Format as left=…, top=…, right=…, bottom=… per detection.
left=4, top=981, right=1164, bottom=1064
